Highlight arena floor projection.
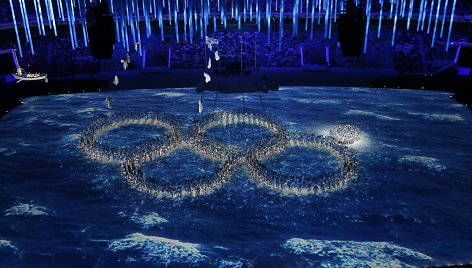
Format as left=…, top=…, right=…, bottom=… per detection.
left=0, top=87, right=471, bottom=266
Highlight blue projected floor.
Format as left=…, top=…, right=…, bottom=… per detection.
left=0, top=87, right=471, bottom=267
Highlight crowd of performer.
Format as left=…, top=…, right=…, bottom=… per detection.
left=328, top=123, right=361, bottom=145
left=79, top=112, right=184, bottom=163
left=245, top=132, right=358, bottom=195
left=79, top=109, right=358, bottom=198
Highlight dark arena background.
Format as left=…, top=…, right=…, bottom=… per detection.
left=1, top=0, right=472, bottom=267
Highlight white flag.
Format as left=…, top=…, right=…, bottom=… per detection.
left=203, top=72, right=211, bottom=83
left=120, top=59, right=128, bottom=70
left=198, top=99, right=204, bottom=113
left=205, top=35, right=218, bottom=51
left=105, top=97, right=112, bottom=109
left=113, top=75, right=119, bottom=86
left=215, top=50, right=220, bottom=61
left=205, top=35, right=219, bottom=45
left=207, top=58, right=212, bottom=69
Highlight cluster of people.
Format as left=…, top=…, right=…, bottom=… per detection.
left=245, top=132, right=358, bottom=195
left=393, top=31, right=424, bottom=72
left=79, top=112, right=184, bottom=164
left=0, top=2, right=11, bottom=24
left=121, top=155, right=240, bottom=198
left=187, top=108, right=286, bottom=159
left=79, top=109, right=358, bottom=198
left=167, top=30, right=304, bottom=69
left=328, top=123, right=361, bottom=145
left=1, top=23, right=467, bottom=76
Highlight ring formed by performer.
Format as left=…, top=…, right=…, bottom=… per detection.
left=79, top=109, right=359, bottom=199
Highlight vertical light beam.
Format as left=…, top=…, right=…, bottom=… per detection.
left=439, top=0, right=448, bottom=38
left=363, top=0, right=372, bottom=53
left=293, top=0, right=299, bottom=36
left=427, top=0, right=435, bottom=33
left=445, top=0, right=456, bottom=51
left=392, top=0, right=399, bottom=46
left=431, top=0, right=442, bottom=47
left=417, top=0, right=425, bottom=31
left=378, top=0, right=384, bottom=37
left=8, top=0, right=23, bottom=57
left=279, top=0, right=284, bottom=50
left=406, top=0, right=414, bottom=30
left=310, top=0, right=314, bottom=39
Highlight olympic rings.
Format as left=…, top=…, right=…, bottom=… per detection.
left=79, top=113, right=183, bottom=164
left=245, top=133, right=358, bottom=195
left=79, top=109, right=359, bottom=198
left=121, top=156, right=239, bottom=198
left=188, top=108, right=287, bottom=160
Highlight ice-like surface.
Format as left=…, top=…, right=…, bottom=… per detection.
left=408, top=112, right=464, bottom=122
left=398, top=155, right=447, bottom=171
left=263, top=146, right=342, bottom=179
left=1, top=86, right=471, bottom=266
left=0, top=240, right=18, bottom=252
left=282, top=238, right=433, bottom=267
left=219, top=259, right=245, bottom=267
left=345, top=110, right=400, bottom=121
left=153, top=92, right=187, bottom=98
left=108, top=233, right=208, bottom=265
left=4, top=203, right=50, bottom=216
left=77, top=107, right=107, bottom=113
left=291, top=98, right=342, bottom=105
left=131, top=212, right=169, bottom=228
